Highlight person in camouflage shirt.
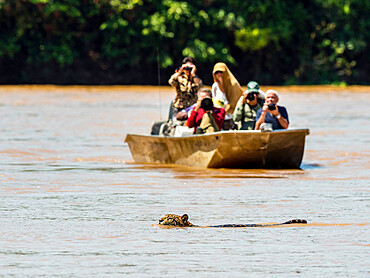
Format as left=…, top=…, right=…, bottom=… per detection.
left=168, top=57, right=203, bottom=118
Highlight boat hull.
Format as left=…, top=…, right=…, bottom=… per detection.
left=124, top=129, right=309, bottom=169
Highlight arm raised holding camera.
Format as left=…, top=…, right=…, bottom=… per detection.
left=169, top=63, right=197, bottom=85
left=169, top=57, right=203, bottom=113
left=184, top=63, right=200, bottom=85
left=255, top=103, right=268, bottom=130
left=255, top=90, right=289, bottom=130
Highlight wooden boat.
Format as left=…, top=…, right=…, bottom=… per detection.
left=124, top=129, right=309, bottom=169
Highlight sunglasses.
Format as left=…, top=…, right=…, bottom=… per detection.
left=215, top=71, right=223, bottom=75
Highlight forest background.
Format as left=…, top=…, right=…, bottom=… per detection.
left=0, top=0, right=368, bottom=85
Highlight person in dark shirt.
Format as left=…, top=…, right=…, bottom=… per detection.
left=255, top=90, right=289, bottom=130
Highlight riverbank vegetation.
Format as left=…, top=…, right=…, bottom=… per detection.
left=0, top=0, right=368, bottom=85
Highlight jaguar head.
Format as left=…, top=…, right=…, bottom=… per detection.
left=158, top=214, right=193, bottom=227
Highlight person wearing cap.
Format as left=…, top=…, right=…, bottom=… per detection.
left=255, top=89, right=289, bottom=130
left=211, top=63, right=243, bottom=130
left=168, top=56, right=203, bottom=118
left=246, top=81, right=265, bottom=107
left=233, top=85, right=261, bottom=130
left=187, top=88, right=225, bottom=134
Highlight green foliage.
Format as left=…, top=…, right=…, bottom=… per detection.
left=0, top=0, right=368, bottom=84
left=235, top=28, right=271, bottom=51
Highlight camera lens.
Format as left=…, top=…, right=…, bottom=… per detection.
left=268, top=103, right=276, bottom=110
left=201, top=98, right=213, bottom=111
left=247, top=92, right=255, bottom=101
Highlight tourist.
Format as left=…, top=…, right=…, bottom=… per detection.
left=211, top=62, right=243, bottom=130
left=196, top=98, right=221, bottom=134
left=245, top=81, right=265, bottom=107
left=187, top=88, right=225, bottom=134
left=233, top=87, right=261, bottom=130
left=168, top=57, right=203, bottom=118
left=255, top=89, right=289, bottom=130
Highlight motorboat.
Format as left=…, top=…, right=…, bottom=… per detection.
left=124, top=129, right=309, bottom=169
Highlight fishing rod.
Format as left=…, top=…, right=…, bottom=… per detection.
left=156, top=47, right=162, bottom=121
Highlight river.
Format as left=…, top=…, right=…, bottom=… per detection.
left=0, top=85, right=369, bottom=277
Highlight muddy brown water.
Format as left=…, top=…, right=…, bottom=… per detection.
left=0, top=85, right=369, bottom=276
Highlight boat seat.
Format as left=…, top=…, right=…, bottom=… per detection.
left=150, top=120, right=167, bottom=135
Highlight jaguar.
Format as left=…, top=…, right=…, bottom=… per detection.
left=158, top=214, right=307, bottom=227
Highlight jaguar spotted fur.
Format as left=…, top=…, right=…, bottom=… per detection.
left=158, top=214, right=307, bottom=227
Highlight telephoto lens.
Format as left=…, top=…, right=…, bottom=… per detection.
left=268, top=103, right=276, bottom=110
left=246, top=92, right=255, bottom=101
left=201, top=98, right=214, bottom=111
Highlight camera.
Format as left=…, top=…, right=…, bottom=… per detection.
left=246, top=92, right=256, bottom=101
left=183, top=66, right=193, bottom=71
left=200, top=98, right=214, bottom=111
left=268, top=103, right=276, bottom=110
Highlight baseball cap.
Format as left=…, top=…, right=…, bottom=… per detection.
left=247, top=81, right=260, bottom=93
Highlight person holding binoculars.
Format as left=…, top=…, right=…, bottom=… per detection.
left=255, top=89, right=289, bottom=130
left=168, top=56, right=203, bottom=119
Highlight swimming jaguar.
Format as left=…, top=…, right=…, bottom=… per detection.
left=158, top=214, right=307, bottom=227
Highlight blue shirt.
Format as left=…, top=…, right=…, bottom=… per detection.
left=255, top=105, right=289, bottom=130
